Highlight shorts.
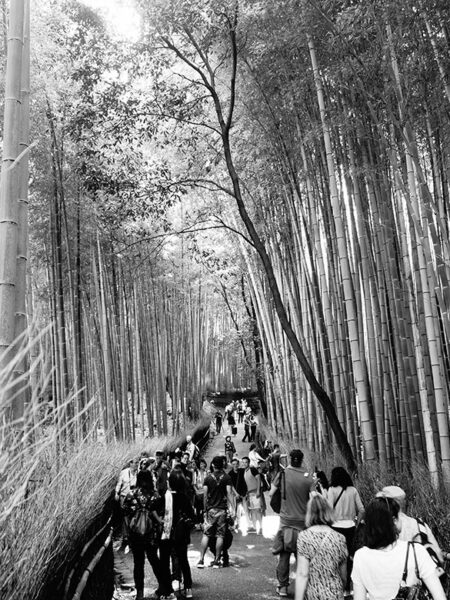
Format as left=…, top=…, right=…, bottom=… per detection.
left=203, top=508, right=227, bottom=537
left=247, top=492, right=262, bottom=511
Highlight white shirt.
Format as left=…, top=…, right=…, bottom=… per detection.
left=352, top=540, right=436, bottom=600
left=115, top=467, right=137, bottom=497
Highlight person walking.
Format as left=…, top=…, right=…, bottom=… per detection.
left=242, top=411, right=252, bottom=442
left=327, top=466, right=364, bottom=591
left=193, top=459, right=208, bottom=527
left=197, top=456, right=236, bottom=568
left=248, top=443, right=265, bottom=469
left=238, top=400, right=245, bottom=423
left=242, top=456, right=263, bottom=534
left=268, top=444, right=282, bottom=484
left=123, top=471, right=174, bottom=600
left=295, top=494, right=348, bottom=600
left=150, top=451, right=170, bottom=496
left=377, top=485, right=444, bottom=568
left=228, top=458, right=248, bottom=531
left=115, top=457, right=139, bottom=549
left=269, top=449, right=314, bottom=598
left=160, top=471, right=195, bottom=599
left=352, top=497, right=446, bottom=600
left=224, top=435, right=236, bottom=464
left=215, top=411, right=223, bottom=435
left=185, top=435, right=199, bottom=464
left=250, top=414, right=257, bottom=441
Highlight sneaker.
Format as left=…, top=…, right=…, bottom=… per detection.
left=276, top=586, right=288, bottom=597
left=211, top=560, right=221, bottom=568
left=196, top=560, right=204, bottom=569
left=161, top=595, right=176, bottom=600
left=185, top=589, right=193, bottom=599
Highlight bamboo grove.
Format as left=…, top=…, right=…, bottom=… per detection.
left=1, top=0, right=450, bottom=484
left=138, top=0, right=450, bottom=481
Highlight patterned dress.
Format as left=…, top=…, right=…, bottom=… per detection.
left=297, top=525, right=348, bottom=600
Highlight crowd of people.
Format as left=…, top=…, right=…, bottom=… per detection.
left=114, top=420, right=448, bottom=600
left=270, top=451, right=447, bottom=600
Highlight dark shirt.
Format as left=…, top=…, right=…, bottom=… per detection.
left=269, top=450, right=281, bottom=473
left=204, top=470, right=232, bottom=510
left=229, top=468, right=247, bottom=497
left=172, top=491, right=195, bottom=523
left=180, top=464, right=195, bottom=500
left=150, top=462, right=169, bottom=495
left=224, top=441, right=236, bottom=454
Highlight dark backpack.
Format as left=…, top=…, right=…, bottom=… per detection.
left=129, top=507, right=153, bottom=538
left=270, top=469, right=285, bottom=514
left=412, top=518, right=444, bottom=574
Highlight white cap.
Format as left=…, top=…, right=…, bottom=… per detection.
left=376, top=485, right=406, bottom=501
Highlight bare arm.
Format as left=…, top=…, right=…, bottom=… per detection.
left=269, top=473, right=280, bottom=498
left=339, top=560, right=347, bottom=587
left=423, top=572, right=447, bottom=600
left=294, top=555, right=309, bottom=600
left=203, top=484, right=208, bottom=512
left=352, top=581, right=367, bottom=600
left=227, top=484, right=236, bottom=514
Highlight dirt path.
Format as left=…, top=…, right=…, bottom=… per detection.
left=114, top=421, right=295, bottom=600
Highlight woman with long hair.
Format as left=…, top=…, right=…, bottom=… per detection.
left=295, top=494, right=348, bottom=600
left=160, top=471, right=195, bottom=599
left=328, top=466, right=364, bottom=590
left=124, top=470, right=174, bottom=600
left=352, top=496, right=446, bottom=600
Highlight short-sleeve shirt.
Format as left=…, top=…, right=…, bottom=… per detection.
left=297, top=526, right=347, bottom=600
left=273, top=466, right=314, bottom=528
left=204, top=471, right=232, bottom=510
left=244, top=466, right=259, bottom=493
left=352, top=540, right=436, bottom=600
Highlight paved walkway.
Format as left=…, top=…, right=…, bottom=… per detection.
left=114, top=421, right=295, bottom=600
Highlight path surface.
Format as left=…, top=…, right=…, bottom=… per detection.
left=114, top=420, right=297, bottom=600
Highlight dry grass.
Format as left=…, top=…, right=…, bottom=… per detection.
left=0, top=337, right=209, bottom=600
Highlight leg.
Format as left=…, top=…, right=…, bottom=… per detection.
left=156, top=540, right=173, bottom=596
left=176, top=545, right=192, bottom=588
left=198, top=533, right=210, bottom=562
left=129, top=540, right=145, bottom=594
left=214, top=536, right=224, bottom=561
left=171, top=545, right=181, bottom=587
left=276, top=550, right=291, bottom=588
left=113, top=544, right=134, bottom=589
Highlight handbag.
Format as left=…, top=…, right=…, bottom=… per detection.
left=270, top=468, right=285, bottom=514
left=393, top=543, right=428, bottom=600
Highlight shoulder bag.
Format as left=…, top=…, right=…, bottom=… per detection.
left=393, top=542, right=427, bottom=600
left=270, top=468, right=285, bottom=514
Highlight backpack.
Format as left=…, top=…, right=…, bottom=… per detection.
left=412, top=518, right=444, bottom=575
left=129, top=507, right=153, bottom=538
